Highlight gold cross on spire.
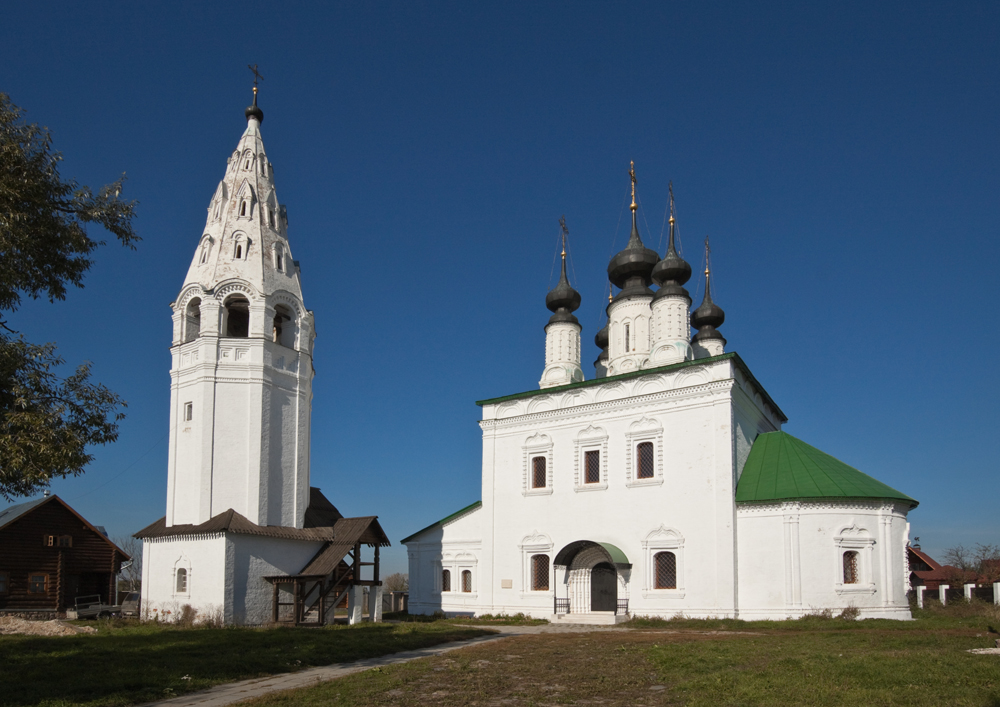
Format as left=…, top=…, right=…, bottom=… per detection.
left=704, top=235, right=712, bottom=277
left=559, top=215, right=569, bottom=257
left=668, top=181, right=676, bottom=225
left=248, top=64, right=264, bottom=100
left=629, top=160, right=638, bottom=212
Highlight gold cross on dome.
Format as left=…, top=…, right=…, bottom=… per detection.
left=559, top=215, right=569, bottom=256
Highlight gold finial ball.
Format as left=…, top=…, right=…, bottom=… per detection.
left=630, top=203, right=638, bottom=212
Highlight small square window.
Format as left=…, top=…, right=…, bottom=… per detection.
left=183, top=402, right=193, bottom=422
left=28, top=574, right=47, bottom=593
left=585, top=450, right=601, bottom=484
left=57, top=535, right=72, bottom=548
left=43, top=535, right=54, bottom=547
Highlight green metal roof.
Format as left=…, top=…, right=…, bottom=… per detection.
left=475, top=351, right=787, bottom=422
left=736, top=431, right=918, bottom=507
left=400, top=500, right=482, bottom=544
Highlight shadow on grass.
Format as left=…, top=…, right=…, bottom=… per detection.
left=0, top=621, right=490, bottom=707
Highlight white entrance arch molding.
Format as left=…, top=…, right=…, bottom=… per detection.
left=552, top=540, right=631, bottom=615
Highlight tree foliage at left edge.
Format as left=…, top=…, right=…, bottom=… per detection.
left=0, top=92, right=139, bottom=501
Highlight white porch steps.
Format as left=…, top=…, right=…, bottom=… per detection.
left=550, top=611, right=629, bottom=625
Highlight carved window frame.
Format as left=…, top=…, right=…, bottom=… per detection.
left=519, top=532, right=553, bottom=595
left=641, top=526, right=686, bottom=598
left=833, top=523, right=876, bottom=595
left=574, top=426, right=608, bottom=492
left=625, top=417, right=665, bottom=487
left=522, top=433, right=553, bottom=496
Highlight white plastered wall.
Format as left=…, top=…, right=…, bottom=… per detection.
left=141, top=535, right=227, bottom=621
left=405, top=507, right=483, bottom=616
left=736, top=501, right=913, bottom=620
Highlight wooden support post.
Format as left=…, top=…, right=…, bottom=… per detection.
left=353, top=542, right=361, bottom=582
left=294, top=579, right=301, bottom=625
left=318, top=578, right=326, bottom=626
left=272, top=582, right=279, bottom=623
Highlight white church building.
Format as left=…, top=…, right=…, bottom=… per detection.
left=136, top=90, right=389, bottom=626
left=404, top=175, right=918, bottom=622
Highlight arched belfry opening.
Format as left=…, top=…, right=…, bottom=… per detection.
left=183, top=298, right=202, bottom=343
left=272, top=304, right=295, bottom=348
left=553, top=540, right=630, bottom=617
left=223, top=295, right=250, bottom=338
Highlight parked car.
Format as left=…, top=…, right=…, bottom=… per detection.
left=120, top=592, right=140, bottom=618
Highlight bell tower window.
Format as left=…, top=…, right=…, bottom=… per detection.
left=239, top=201, right=247, bottom=217
left=183, top=298, right=201, bottom=342
left=224, top=296, right=250, bottom=338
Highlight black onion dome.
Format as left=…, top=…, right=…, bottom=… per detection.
left=652, top=219, right=692, bottom=301
left=245, top=91, right=264, bottom=123
left=691, top=276, right=726, bottom=342
left=607, top=211, right=659, bottom=294
left=594, top=321, right=609, bottom=350
left=545, top=256, right=581, bottom=325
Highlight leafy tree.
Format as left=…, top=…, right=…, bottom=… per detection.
left=0, top=92, right=138, bottom=501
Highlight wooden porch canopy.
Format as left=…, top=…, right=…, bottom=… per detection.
left=263, top=516, right=390, bottom=625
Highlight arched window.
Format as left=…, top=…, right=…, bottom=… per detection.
left=243, top=154, right=252, bottom=170
left=272, top=304, right=295, bottom=348
left=843, top=551, right=859, bottom=584
left=461, top=570, right=472, bottom=593
left=654, top=551, right=677, bottom=589
left=441, top=569, right=451, bottom=592
left=636, top=442, right=654, bottom=479
left=532, top=456, right=546, bottom=489
left=624, top=323, right=631, bottom=352
left=239, top=201, right=247, bottom=217
left=531, top=554, right=549, bottom=591
left=273, top=244, right=284, bottom=271
left=183, top=298, right=201, bottom=342
left=224, top=296, right=250, bottom=338
left=175, top=568, right=188, bottom=593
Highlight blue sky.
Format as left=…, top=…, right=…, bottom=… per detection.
left=2, top=1, right=998, bottom=573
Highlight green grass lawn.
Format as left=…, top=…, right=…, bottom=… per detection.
left=239, top=604, right=1000, bottom=707
left=0, top=621, right=491, bottom=707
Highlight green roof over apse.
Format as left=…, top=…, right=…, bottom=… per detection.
left=736, top=431, right=918, bottom=507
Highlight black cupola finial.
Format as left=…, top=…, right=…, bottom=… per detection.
left=607, top=161, right=659, bottom=297
left=545, top=216, right=582, bottom=325
left=652, top=182, right=693, bottom=301
left=245, top=64, right=264, bottom=124
left=691, top=236, right=726, bottom=345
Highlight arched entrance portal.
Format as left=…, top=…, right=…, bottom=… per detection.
left=552, top=540, right=631, bottom=615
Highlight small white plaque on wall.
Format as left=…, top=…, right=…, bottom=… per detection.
left=501, top=579, right=513, bottom=589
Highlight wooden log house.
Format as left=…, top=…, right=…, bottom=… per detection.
left=0, top=494, right=129, bottom=618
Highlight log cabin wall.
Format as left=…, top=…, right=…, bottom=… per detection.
left=0, top=497, right=126, bottom=617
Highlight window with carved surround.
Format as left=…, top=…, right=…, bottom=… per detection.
left=574, top=425, right=608, bottom=492
left=519, top=531, right=553, bottom=594
left=834, top=523, right=876, bottom=595
left=441, top=569, right=451, bottom=592
left=522, top=433, right=553, bottom=496
left=641, top=526, right=685, bottom=597
left=625, top=417, right=664, bottom=487
left=462, top=570, right=472, bottom=592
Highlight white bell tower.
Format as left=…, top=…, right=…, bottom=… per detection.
left=165, top=88, right=315, bottom=529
